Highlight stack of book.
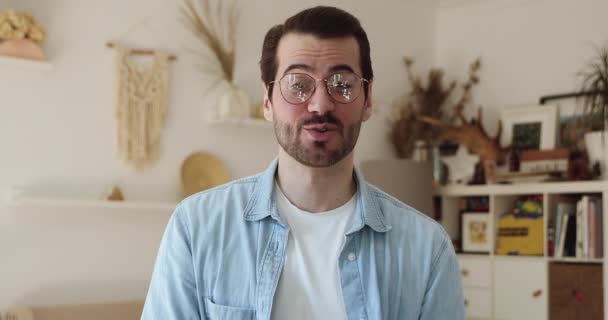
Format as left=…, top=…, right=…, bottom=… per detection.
left=554, top=195, right=603, bottom=259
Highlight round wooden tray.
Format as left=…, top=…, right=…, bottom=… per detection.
left=180, top=152, right=230, bottom=198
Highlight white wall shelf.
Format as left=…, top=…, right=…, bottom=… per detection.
left=206, top=117, right=271, bottom=128
left=0, top=55, right=53, bottom=71
left=6, top=196, right=177, bottom=212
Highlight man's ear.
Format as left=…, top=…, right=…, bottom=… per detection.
left=362, top=80, right=373, bottom=122
left=262, top=83, right=273, bottom=122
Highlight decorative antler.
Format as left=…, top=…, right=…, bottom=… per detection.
left=419, top=107, right=510, bottom=165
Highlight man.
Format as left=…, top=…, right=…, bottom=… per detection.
left=142, top=6, right=464, bottom=320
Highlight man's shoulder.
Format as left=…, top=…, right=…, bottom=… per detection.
left=175, top=172, right=263, bottom=217
left=365, top=182, right=448, bottom=239
left=188, top=173, right=261, bottom=200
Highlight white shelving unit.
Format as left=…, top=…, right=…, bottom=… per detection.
left=0, top=55, right=53, bottom=70
left=436, top=180, right=608, bottom=320
left=438, top=180, right=607, bottom=196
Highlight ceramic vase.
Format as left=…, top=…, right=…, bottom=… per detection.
left=584, top=130, right=608, bottom=179
left=218, top=84, right=251, bottom=120
left=0, top=38, right=46, bottom=60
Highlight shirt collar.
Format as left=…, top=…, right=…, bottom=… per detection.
left=243, top=159, right=391, bottom=233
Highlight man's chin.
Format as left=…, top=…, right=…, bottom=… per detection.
left=295, top=157, right=336, bottom=168
left=294, top=147, right=349, bottom=168
left=303, top=137, right=339, bottom=150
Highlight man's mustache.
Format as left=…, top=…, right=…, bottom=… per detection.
left=300, top=114, right=342, bottom=128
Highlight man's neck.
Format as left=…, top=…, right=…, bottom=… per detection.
left=276, top=150, right=357, bottom=213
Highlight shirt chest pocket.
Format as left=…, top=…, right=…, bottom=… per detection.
left=204, top=298, right=255, bottom=320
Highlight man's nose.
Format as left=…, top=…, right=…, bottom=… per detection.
left=307, top=82, right=336, bottom=114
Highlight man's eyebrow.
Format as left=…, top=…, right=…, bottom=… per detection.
left=283, top=64, right=312, bottom=76
left=328, top=64, right=355, bottom=74
left=282, top=64, right=356, bottom=76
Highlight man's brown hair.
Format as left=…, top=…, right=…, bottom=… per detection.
left=260, top=6, right=373, bottom=102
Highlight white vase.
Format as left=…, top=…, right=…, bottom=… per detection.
left=218, top=84, right=251, bottom=120
left=584, top=130, right=608, bottom=179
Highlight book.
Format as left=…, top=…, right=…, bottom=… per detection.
left=563, top=211, right=577, bottom=257
left=575, top=199, right=582, bottom=258
left=589, top=197, right=596, bottom=259
left=583, top=196, right=590, bottom=258
left=576, top=197, right=589, bottom=258
left=554, top=203, right=563, bottom=257
left=593, top=196, right=603, bottom=258
left=587, top=195, right=602, bottom=259
left=554, top=202, right=575, bottom=257
left=556, top=212, right=570, bottom=258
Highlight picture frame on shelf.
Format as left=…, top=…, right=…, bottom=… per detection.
left=462, top=212, right=491, bottom=253
left=546, top=97, right=603, bottom=152
left=500, top=104, right=558, bottom=151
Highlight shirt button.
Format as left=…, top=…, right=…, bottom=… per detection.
left=347, top=253, right=356, bottom=261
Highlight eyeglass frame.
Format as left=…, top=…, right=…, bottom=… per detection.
left=268, top=72, right=370, bottom=105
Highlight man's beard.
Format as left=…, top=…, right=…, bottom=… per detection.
left=273, top=113, right=362, bottom=168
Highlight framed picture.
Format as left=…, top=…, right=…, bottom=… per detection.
left=500, top=104, right=558, bottom=151
left=540, top=92, right=603, bottom=152
left=462, top=212, right=490, bottom=253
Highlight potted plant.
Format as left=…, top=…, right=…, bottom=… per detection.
left=579, top=46, right=608, bottom=178
left=0, top=10, right=46, bottom=60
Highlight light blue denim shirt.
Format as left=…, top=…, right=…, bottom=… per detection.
left=142, top=159, right=465, bottom=320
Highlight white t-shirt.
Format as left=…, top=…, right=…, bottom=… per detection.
left=270, top=183, right=356, bottom=320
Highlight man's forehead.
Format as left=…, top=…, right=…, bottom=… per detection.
left=276, top=33, right=361, bottom=76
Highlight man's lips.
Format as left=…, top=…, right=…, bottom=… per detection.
left=302, top=123, right=338, bottom=141
left=302, top=123, right=338, bottom=131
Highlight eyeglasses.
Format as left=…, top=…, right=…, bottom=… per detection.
left=269, top=72, right=369, bottom=105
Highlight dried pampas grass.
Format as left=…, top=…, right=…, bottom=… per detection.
left=179, top=0, right=238, bottom=83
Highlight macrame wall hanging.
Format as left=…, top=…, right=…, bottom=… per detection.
left=108, top=42, right=176, bottom=171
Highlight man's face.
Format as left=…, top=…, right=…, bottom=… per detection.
left=263, top=33, right=373, bottom=168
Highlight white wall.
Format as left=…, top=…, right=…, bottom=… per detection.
left=0, top=0, right=436, bottom=310
left=435, top=0, right=608, bottom=136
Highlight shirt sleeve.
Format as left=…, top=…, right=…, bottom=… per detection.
left=418, top=237, right=466, bottom=320
left=141, top=206, right=202, bottom=320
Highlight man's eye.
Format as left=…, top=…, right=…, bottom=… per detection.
left=289, top=82, right=306, bottom=90
left=330, top=81, right=352, bottom=89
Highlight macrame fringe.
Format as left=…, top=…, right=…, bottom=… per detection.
left=114, top=44, right=169, bottom=171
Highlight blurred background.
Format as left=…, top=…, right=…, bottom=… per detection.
left=1, top=0, right=607, bottom=319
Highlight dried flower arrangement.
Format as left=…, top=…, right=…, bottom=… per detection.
left=0, top=10, right=46, bottom=44
left=390, top=57, right=481, bottom=158
left=179, top=0, right=238, bottom=84
left=179, top=0, right=251, bottom=120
